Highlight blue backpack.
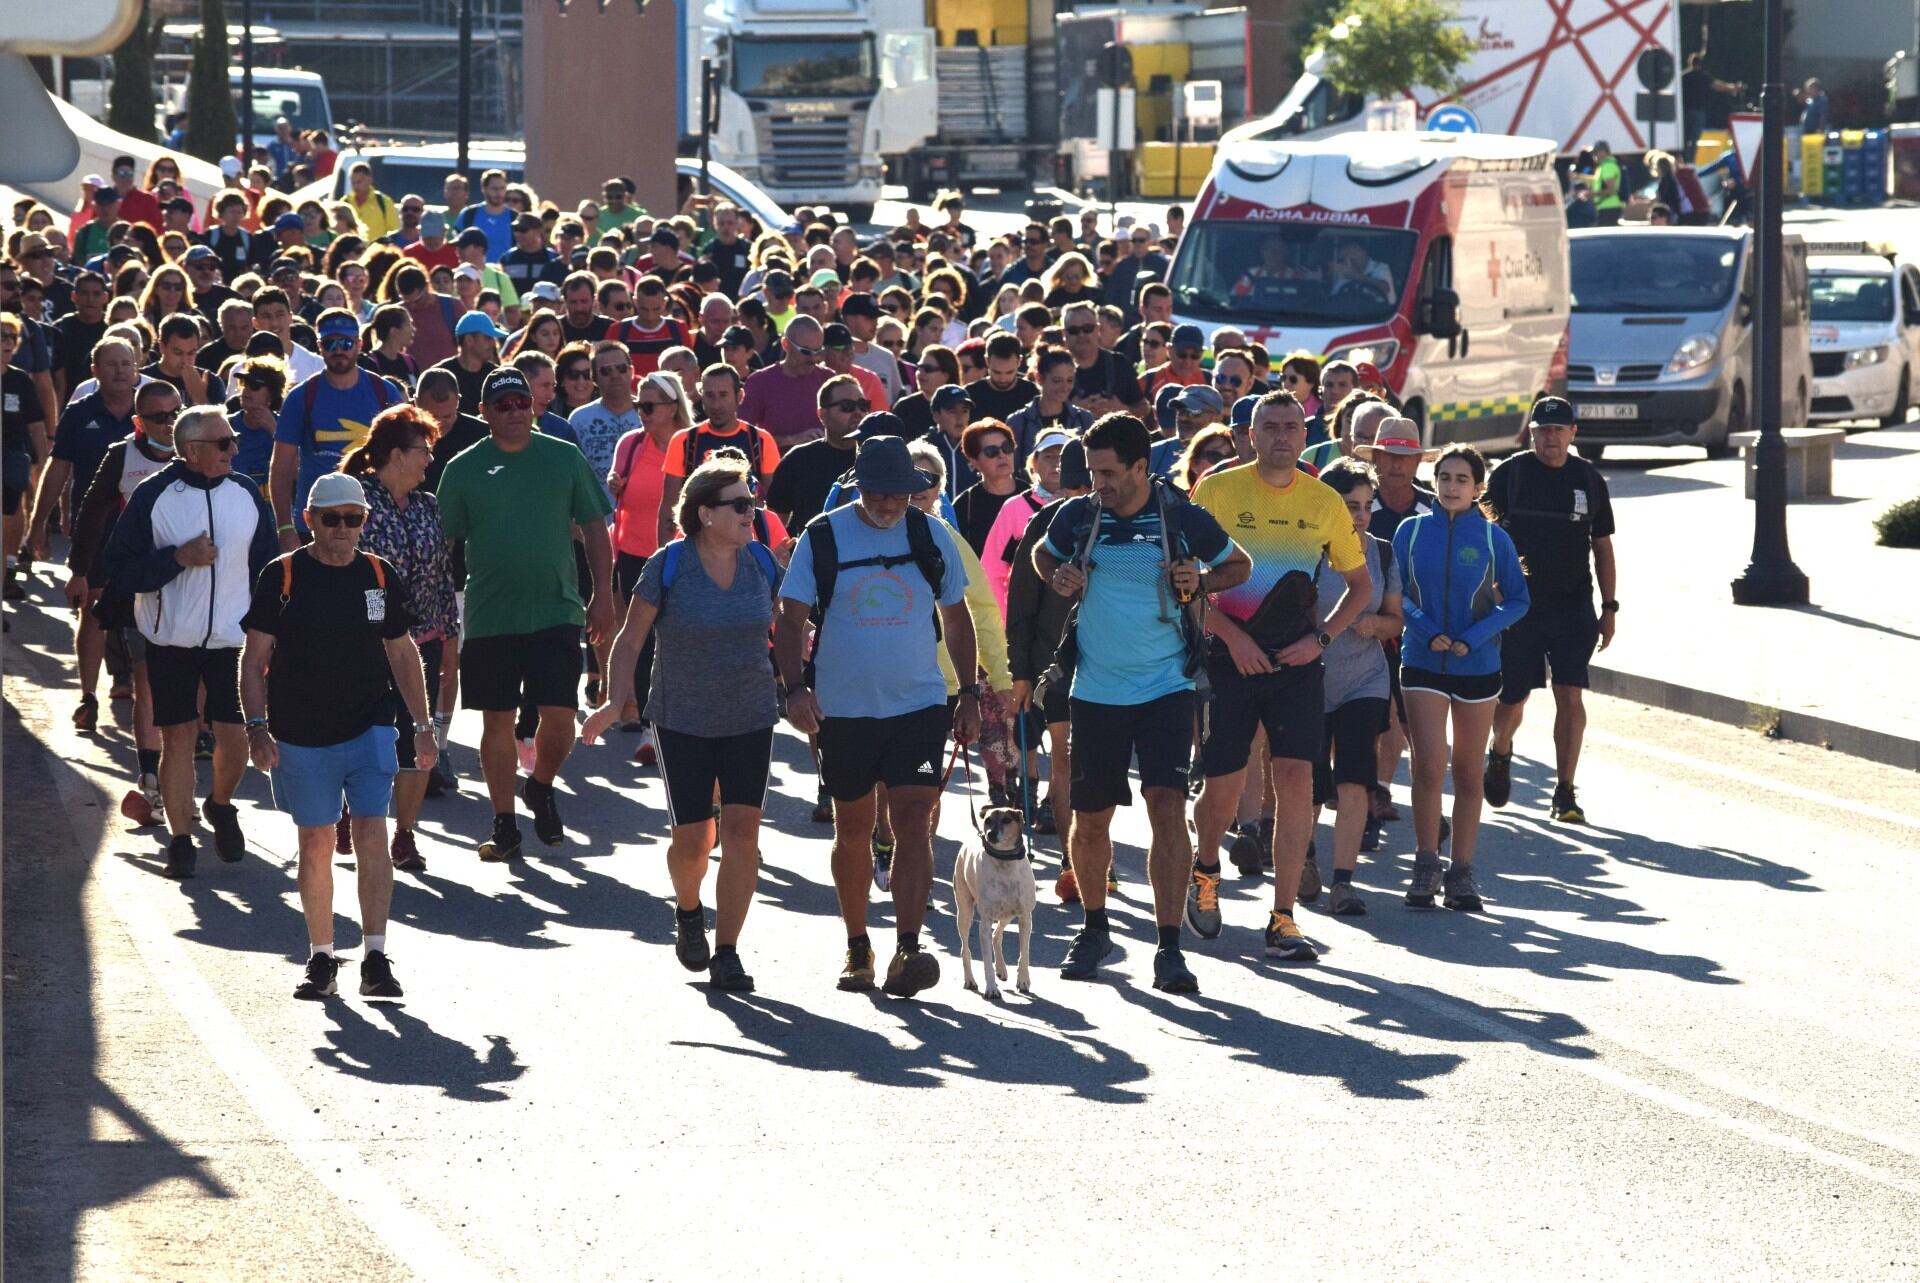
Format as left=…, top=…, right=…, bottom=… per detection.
left=658, top=537, right=781, bottom=600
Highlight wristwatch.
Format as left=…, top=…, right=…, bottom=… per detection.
left=412, top=721, right=434, bottom=734
left=956, top=682, right=981, bottom=697
left=1601, top=600, right=1620, bottom=613
left=1316, top=630, right=1333, bottom=649
left=245, top=717, right=269, bottom=732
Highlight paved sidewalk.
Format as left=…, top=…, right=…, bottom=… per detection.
left=1588, top=418, right=1920, bottom=770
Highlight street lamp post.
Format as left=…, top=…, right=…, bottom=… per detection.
left=240, top=0, right=254, bottom=162
left=456, top=0, right=472, bottom=180
left=1731, top=0, right=1810, bottom=605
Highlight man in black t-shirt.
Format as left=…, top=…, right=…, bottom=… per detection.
left=704, top=205, right=753, bottom=298
left=1481, top=397, right=1617, bottom=826
left=766, top=373, right=864, bottom=529
left=1061, top=301, right=1143, bottom=416
left=558, top=272, right=613, bottom=345
left=240, top=471, right=436, bottom=1003
left=52, top=271, right=110, bottom=399
left=961, top=331, right=1038, bottom=423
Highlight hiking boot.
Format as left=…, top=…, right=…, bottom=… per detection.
left=1263, top=910, right=1318, bottom=961
left=1327, top=879, right=1368, bottom=916
left=204, top=800, right=245, bottom=863
left=1152, top=947, right=1200, bottom=993
left=1443, top=862, right=1485, bottom=912
left=1484, top=748, right=1513, bottom=809
left=1369, top=786, right=1400, bottom=822
left=1551, top=784, right=1587, bottom=825
left=161, top=833, right=196, bottom=880
left=1185, top=866, right=1223, bottom=939
left=1054, top=866, right=1080, bottom=904
left=194, top=729, right=215, bottom=761
left=1406, top=853, right=1443, bottom=907
left=1298, top=846, right=1322, bottom=903
left=294, top=952, right=339, bottom=1000
left=674, top=908, right=711, bottom=971
left=390, top=827, right=426, bottom=872
left=359, top=951, right=404, bottom=998
left=478, top=817, right=522, bottom=863
left=872, top=838, right=894, bottom=892
left=1228, top=825, right=1264, bottom=878
left=1033, top=796, right=1057, bottom=836
left=708, top=948, right=754, bottom=993
left=524, top=778, right=565, bottom=846
left=334, top=812, right=353, bottom=855
left=882, top=945, right=940, bottom=997
left=1059, top=925, right=1115, bottom=980
left=837, top=942, right=876, bottom=991
left=73, top=694, right=99, bottom=732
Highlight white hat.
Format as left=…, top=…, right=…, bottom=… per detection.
left=453, top=264, right=482, bottom=282
left=82, top=172, right=106, bottom=187
left=219, top=155, right=242, bottom=178
left=306, top=473, right=369, bottom=511
left=1033, top=428, right=1074, bottom=454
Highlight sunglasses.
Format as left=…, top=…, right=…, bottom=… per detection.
left=1131, top=237, right=1151, bottom=245
left=314, top=510, right=366, bottom=528
left=638, top=398, right=673, bottom=411
left=320, top=336, right=357, bottom=353
left=788, top=342, right=823, bottom=357
left=974, top=443, right=1012, bottom=459
left=1215, top=373, right=1245, bottom=388
left=917, top=363, right=945, bottom=374
left=1282, top=373, right=1308, bottom=385
left=243, top=375, right=276, bottom=390
left=190, top=435, right=238, bottom=452
left=1024, top=239, right=1047, bottom=248
left=830, top=398, right=870, bottom=413
left=1174, top=348, right=1203, bottom=360
left=563, top=367, right=593, bottom=380
left=1063, top=324, right=1096, bottom=336
left=156, top=281, right=183, bottom=291
left=702, top=496, right=756, bottom=515
left=489, top=396, right=533, bottom=412
left=140, top=410, right=179, bottom=425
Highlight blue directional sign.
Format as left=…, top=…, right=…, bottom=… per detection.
left=1426, top=104, right=1481, bottom=134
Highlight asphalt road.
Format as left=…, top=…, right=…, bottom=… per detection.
left=6, top=575, right=1920, bottom=1282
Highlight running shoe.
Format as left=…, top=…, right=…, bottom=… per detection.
left=1033, top=795, right=1057, bottom=836
left=161, top=833, right=196, bottom=880
left=1228, top=825, right=1264, bottom=878
left=334, top=812, right=353, bottom=855
left=674, top=908, right=711, bottom=972
left=1360, top=817, right=1383, bottom=852
left=1298, top=845, right=1322, bottom=903
left=811, top=784, right=834, bottom=825
left=478, top=817, right=522, bottom=863
left=194, top=729, right=214, bottom=760
left=1443, top=862, right=1484, bottom=913
left=1369, top=786, right=1400, bottom=823
left=524, top=778, right=565, bottom=846
left=632, top=727, right=658, bottom=768
left=838, top=942, right=876, bottom=991
left=1185, top=866, right=1223, bottom=939
left=872, top=838, right=894, bottom=892
left=708, top=949, right=754, bottom=992
left=1105, top=866, right=1120, bottom=895
left=1059, top=925, right=1115, bottom=980
left=108, top=681, right=131, bottom=700
left=73, top=694, right=99, bottom=732
left=1055, top=866, right=1080, bottom=904
left=359, top=950, right=404, bottom=998
left=584, top=677, right=602, bottom=707
left=1263, top=910, right=1318, bottom=961
left=120, top=774, right=164, bottom=826
left=1406, top=853, right=1443, bottom=908
left=882, top=945, right=940, bottom=997
left=1438, top=815, right=1452, bottom=851
left=390, top=827, right=426, bottom=872
left=1484, top=748, right=1513, bottom=809
left=1327, top=880, right=1368, bottom=916
left=1152, top=947, right=1200, bottom=993
left=1551, top=784, right=1587, bottom=824
left=205, top=799, right=245, bottom=862
left=423, top=764, right=446, bottom=798
left=294, top=953, right=339, bottom=1000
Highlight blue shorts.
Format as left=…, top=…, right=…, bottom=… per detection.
left=270, top=725, right=399, bottom=828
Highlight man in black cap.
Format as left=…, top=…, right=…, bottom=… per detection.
left=436, top=366, right=615, bottom=861
left=774, top=433, right=979, bottom=997
left=838, top=292, right=902, bottom=404
left=1482, top=396, right=1617, bottom=825
left=501, top=212, right=565, bottom=298
left=182, top=245, right=238, bottom=323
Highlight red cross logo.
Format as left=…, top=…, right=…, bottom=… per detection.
left=1487, top=242, right=1502, bottom=297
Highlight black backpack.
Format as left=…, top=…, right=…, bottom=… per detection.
left=681, top=422, right=765, bottom=477
left=804, top=504, right=947, bottom=653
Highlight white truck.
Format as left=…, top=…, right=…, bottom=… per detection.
left=682, top=0, right=937, bottom=221
left=1227, top=0, right=1684, bottom=157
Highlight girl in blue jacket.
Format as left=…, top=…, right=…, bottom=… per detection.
left=1390, top=444, right=1529, bottom=912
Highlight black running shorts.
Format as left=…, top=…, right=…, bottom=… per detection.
left=460, top=625, right=583, bottom=712
left=1068, top=690, right=1195, bottom=812
left=816, top=703, right=951, bottom=801
left=145, top=643, right=242, bottom=727
left=656, top=725, right=775, bottom=826
left=1313, top=696, right=1390, bottom=807
left=1199, top=657, right=1325, bottom=777
left=1498, top=604, right=1598, bottom=703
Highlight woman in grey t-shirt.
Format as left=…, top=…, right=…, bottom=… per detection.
left=1311, top=459, right=1403, bottom=916
left=583, top=449, right=782, bottom=992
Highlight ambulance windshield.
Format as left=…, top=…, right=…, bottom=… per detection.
left=1167, top=223, right=1415, bottom=326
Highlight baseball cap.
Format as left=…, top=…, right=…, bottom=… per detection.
left=94, top=187, right=121, bottom=205
left=481, top=365, right=533, bottom=403
left=1170, top=323, right=1206, bottom=351
left=82, top=172, right=106, bottom=187
left=456, top=228, right=489, bottom=250
left=1153, top=382, right=1182, bottom=432
left=764, top=269, right=794, bottom=298
left=512, top=212, right=543, bottom=233
left=455, top=311, right=509, bottom=340
left=316, top=311, right=360, bottom=339
left=273, top=212, right=306, bottom=233
left=649, top=227, right=680, bottom=248
left=1172, top=384, right=1226, bottom=415
left=1059, top=439, right=1092, bottom=489
left=1354, top=361, right=1386, bottom=388
left=721, top=325, right=756, bottom=349
left=930, top=384, right=972, bottom=414
left=218, top=156, right=242, bottom=178
left=1354, top=417, right=1432, bottom=459
left=1033, top=428, right=1074, bottom=454
left=453, top=264, right=482, bottom=282
left=780, top=219, right=805, bottom=236
left=822, top=322, right=854, bottom=351
left=1230, top=395, right=1261, bottom=429
left=305, top=473, right=369, bottom=511
left=839, top=292, right=880, bottom=319
left=809, top=268, right=842, bottom=290
left=267, top=256, right=301, bottom=276
left=164, top=197, right=194, bottom=215
left=420, top=210, right=447, bottom=237
left=1529, top=395, right=1577, bottom=427
left=527, top=281, right=563, bottom=303
left=857, top=411, right=906, bottom=439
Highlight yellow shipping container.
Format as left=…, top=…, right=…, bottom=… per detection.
left=932, top=0, right=1026, bottom=44
left=1137, top=142, right=1213, bottom=197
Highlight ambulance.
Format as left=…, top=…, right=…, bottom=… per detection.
left=1167, top=132, right=1570, bottom=451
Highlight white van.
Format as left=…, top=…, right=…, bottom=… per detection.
left=1167, top=131, right=1570, bottom=452
left=1805, top=247, right=1920, bottom=428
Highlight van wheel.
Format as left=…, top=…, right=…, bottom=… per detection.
left=842, top=204, right=876, bottom=227
left=1883, top=367, right=1911, bottom=428
left=1580, top=444, right=1607, bottom=462
left=1706, top=385, right=1744, bottom=460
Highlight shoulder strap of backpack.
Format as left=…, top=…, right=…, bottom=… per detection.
left=805, top=512, right=840, bottom=644
left=747, top=539, right=780, bottom=591
left=660, top=538, right=686, bottom=592
left=903, top=505, right=946, bottom=598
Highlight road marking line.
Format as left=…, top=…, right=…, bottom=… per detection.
left=47, top=747, right=497, bottom=1283
left=1587, top=728, right=1920, bottom=831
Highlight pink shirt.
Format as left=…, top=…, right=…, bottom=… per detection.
left=981, top=488, right=1050, bottom=617
left=611, top=429, right=670, bottom=559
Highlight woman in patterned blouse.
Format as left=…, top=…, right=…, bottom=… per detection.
left=340, top=405, right=461, bottom=871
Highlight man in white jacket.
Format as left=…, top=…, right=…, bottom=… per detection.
left=101, top=405, right=278, bottom=879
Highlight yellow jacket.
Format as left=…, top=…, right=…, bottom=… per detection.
left=346, top=188, right=401, bottom=241
left=936, top=519, right=1012, bottom=696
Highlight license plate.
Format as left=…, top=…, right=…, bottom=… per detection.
left=1575, top=401, right=1638, bottom=420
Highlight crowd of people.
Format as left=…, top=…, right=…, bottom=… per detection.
left=2, top=157, right=1619, bottom=1003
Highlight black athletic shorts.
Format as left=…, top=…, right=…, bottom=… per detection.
left=393, top=637, right=443, bottom=769
left=1499, top=604, right=1598, bottom=703
left=1313, top=696, right=1390, bottom=806
left=1400, top=664, right=1502, bottom=704
left=3, top=485, right=22, bottom=517
left=655, top=725, right=775, bottom=826
left=1069, top=690, right=1194, bottom=812
left=614, top=550, right=649, bottom=599
left=817, top=703, right=951, bottom=801
left=1016, top=679, right=1070, bottom=745
left=1199, top=657, right=1325, bottom=777
left=460, top=625, right=583, bottom=712
left=145, top=643, right=242, bottom=727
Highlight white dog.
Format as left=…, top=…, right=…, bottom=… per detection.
left=952, top=807, right=1035, bottom=1000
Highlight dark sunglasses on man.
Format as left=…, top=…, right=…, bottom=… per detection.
left=314, top=510, right=365, bottom=528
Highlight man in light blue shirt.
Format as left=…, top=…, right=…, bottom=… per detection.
left=775, top=434, right=979, bottom=999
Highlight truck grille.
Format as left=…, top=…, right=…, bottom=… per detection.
left=755, top=104, right=865, bottom=188
left=1810, top=352, right=1847, bottom=378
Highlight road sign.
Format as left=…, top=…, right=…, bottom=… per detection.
left=1635, top=91, right=1676, bottom=124
left=1729, top=111, right=1764, bottom=182
left=1097, top=42, right=1133, bottom=90
left=1425, top=104, right=1480, bottom=134
left=1637, top=47, right=1676, bottom=92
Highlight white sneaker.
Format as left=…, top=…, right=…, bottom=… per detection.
left=632, top=726, right=658, bottom=768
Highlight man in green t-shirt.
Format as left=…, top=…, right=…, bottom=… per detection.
left=1590, top=141, right=1624, bottom=227
left=438, top=366, right=614, bottom=860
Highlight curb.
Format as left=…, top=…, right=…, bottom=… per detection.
left=1590, top=664, right=1920, bottom=773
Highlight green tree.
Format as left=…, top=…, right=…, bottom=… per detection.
left=183, top=0, right=238, bottom=163
left=1307, top=0, right=1478, bottom=101
left=107, top=0, right=157, bottom=141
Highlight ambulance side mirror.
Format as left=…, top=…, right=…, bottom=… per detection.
left=1423, top=288, right=1460, bottom=340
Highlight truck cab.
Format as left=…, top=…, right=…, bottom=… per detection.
left=1805, top=247, right=1920, bottom=429
left=1168, top=132, right=1569, bottom=453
